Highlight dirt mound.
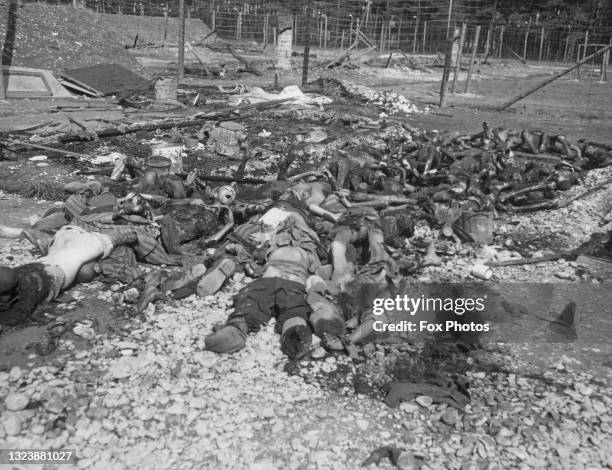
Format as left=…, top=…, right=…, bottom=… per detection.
left=95, top=13, right=211, bottom=47
left=0, top=2, right=147, bottom=75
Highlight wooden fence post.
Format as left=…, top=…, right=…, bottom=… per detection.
left=398, top=17, right=402, bottom=49
left=440, top=28, right=460, bottom=107
left=577, top=31, right=589, bottom=79
left=177, top=0, right=185, bottom=82
left=324, top=15, right=328, bottom=49
left=498, top=24, right=504, bottom=60
left=451, top=22, right=467, bottom=93
left=302, top=6, right=311, bottom=86
left=464, top=25, right=481, bottom=93
left=319, top=18, right=323, bottom=48
left=523, top=19, right=530, bottom=60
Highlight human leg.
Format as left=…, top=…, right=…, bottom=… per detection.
left=205, top=278, right=276, bottom=354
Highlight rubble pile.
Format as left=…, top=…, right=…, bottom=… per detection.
left=371, top=91, right=424, bottom=116
left=334, top=79, right=424, bottom=115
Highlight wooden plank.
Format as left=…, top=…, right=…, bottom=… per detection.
left=226, top=45, right=261, bottom=76
left=503, top=43, right=527, bottom=63
left=325, top=41, right=358, bottom=68
left=58, top=78, right=99, bottom=97
left=0, top=138, right=90, bottom=158
left=186, top=42, right=211, bottom=76
left=346, top=45, right=377, bottom=64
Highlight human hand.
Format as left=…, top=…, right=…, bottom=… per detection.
left=185, top=170, right=198, bottom=186
left=335, top=189, right=351, bottom=198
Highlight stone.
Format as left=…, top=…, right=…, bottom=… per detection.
left=111, top=292, right=124, bottom=305
left=2, top=413, right=21, bottom=436
left=31, top=424, right=45, bottom=434
left=73, top=323, right=96, bottom=340
left=356, top=419, right=369, bottom=430
left=309, top=450, right=331, bottom=465
left=415, top=396, right=433, bottom=408
left=400, top=402, right=420, bottom=413
left=189, top=396, right=207, bottom=410
left=133, top=406, right=155, bottom=421
left=5, top=392, right=29, bottom=411
left=194, top=421, right=208, bottom=437
left=261, top=407, right=275, bottom=419
left=440, top=408, right=459, bottom=426
left=44, top=393, right=65, bottom=414
left=291, top=437, right=303, bottom=451
left=123, top=288, right=140, bottom=303
left=555, top=269, right=574, bottom=280
left=397, top=451, right=418, bottom=470
left=167, top=402, right=186, bottom=415
left=252, top=462, right=279, bottom=470
left=508, top=447, right=528, bottom=460
left=362, top=343, right=376, bottom=357
left=306, top=129, right=328, bottom=144
left=576, top=384, right=594, bottom=396
left=310, top=346, right=326, bottom=359
left=8, top=366, right=22, bottom=382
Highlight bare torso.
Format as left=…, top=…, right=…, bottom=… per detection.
left=262, top=246, right=314, bottom=285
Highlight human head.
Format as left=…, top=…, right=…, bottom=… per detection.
left=216, top=185, right=236, bottom=206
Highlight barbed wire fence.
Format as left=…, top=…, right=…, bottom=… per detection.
left=19, top=0, right=612, bottom=80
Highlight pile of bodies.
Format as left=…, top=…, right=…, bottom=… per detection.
left=0, top=120, right=610, bottom=359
